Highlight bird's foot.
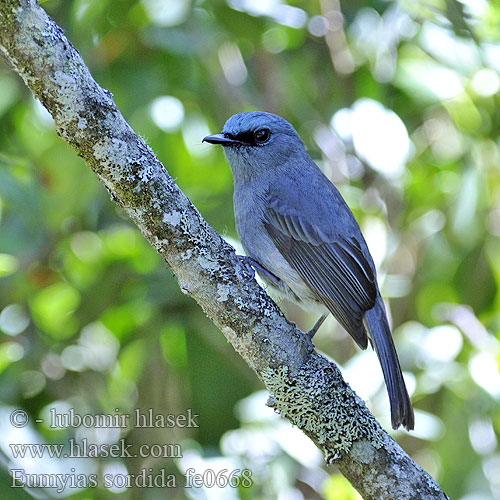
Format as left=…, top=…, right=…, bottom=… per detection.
left=238, top=255, right=282, bottom=287
left=237, top=255, right=256, bottom=281
left=266, top=395, right=276, bottom=408
left=307, top=314, right=328, bottom=340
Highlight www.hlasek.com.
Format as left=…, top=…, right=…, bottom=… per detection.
left=9, top=407, right=253, bottom=491
left=10, top=438, right=183, bottom=459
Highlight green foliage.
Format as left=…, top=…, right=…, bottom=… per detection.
left=1, top=0, right=500, bottom=499
left=322, top=475, right=362, bottom=500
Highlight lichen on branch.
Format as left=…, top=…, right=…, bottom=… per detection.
left=0, top=2, right=449, bottom=499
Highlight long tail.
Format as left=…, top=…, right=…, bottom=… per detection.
left=363, top=298, right=414, bottom=430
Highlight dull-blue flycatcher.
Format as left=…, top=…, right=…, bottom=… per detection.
left=203, top=111, right=414, bottom=430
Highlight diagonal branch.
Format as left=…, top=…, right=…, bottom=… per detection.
left=0, top=1, right=449, bottom=499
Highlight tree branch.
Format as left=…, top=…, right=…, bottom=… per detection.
left=0, top=1, right=449, bottom=498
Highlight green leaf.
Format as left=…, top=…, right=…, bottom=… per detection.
left=0, top=253, right=19, bottom=277
left=30, top=282, right=80, bottom=339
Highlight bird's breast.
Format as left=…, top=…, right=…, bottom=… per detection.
left=233, top=187, right=323, bottom=311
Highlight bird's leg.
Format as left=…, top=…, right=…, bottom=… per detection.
left=240, top=255, right=320, bottom=351
left=238, top=255, right=282, bottom=287
left=308, top=313, right=328, bottom=339
left=237, top=255, right=256, bottom=281
left=266, top=395, right=276, bottom=408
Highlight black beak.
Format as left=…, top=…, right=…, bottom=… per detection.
left=202, top=133, right=239, bottom=146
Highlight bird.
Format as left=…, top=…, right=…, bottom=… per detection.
left=203, top=111, right=414, bottom=430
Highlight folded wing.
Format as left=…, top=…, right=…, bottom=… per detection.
left=263, top=199, right=377, bottom=349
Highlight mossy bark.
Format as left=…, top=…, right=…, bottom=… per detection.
left=0, top=2, right=449, bottom=499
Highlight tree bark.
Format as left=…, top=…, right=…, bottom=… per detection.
left=0, top=1, right=449, bottom=499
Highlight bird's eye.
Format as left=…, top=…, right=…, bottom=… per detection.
left=254, top=128, right=271, bottom=144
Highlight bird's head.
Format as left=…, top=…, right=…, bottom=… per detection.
left=203, top=111, right=305, bottom=182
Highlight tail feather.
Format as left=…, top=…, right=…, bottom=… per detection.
left=363, top=298, right=414, bottom=430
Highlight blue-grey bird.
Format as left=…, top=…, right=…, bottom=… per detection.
left=203, top=111, right=414, bottom=430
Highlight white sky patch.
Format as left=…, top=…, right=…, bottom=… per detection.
left=234, top=390, right=277, bottom=423
left=182, top=114, right=211, bottom=158
left=421, top=325, right=463, bottom=363
left=331, top=107, right=353, bottom=142
left=227, top=0, right=307, bottom=28
left=471, top=68, right=500, bottom=96
left=33, top=98, right=55, bottom=129
left=0, top=304, right=30, bottom=336
left=482, top=454, right=500, bottom=491
left=331, top=98, right=411, bottom=178
left=469, top=352, right=500, bottom=398
left=469, top=419, right=498, bottom=455
left=223, top=391, right=322, bottom=468
left=103, top=461, right=129, bottom=493
left=409, top=209, right=446, bottom=239
left=150, top=96, right=184, bottom=132
left=61, top=345, right=86, bottom=371
left=308, top=15, right=329, bottom=37
left=141, top=0, right=190, bottom=26
left=342, top=351, right=383, bottom=400
left=411, top=410, right=445, bottom=441
left=361, top=216, right=387, bottom=269
left=218, top=42, right=248, bottom=86
left=179, top=449, right=243, bottom=500
left=460, top=0, right=489, bottom=18
left=79, top=322, right=120, bottom=371
left=419, top=22, right=480, bottom=73
left=272, top=422, right=323, bottom=467
left=400, top=60, right=463, bottom=100
left=74, top=0, right=91, bottom=21
left=483, top=43, right=500, bottom=73
left=382, top=274, right=411, bottom=298
left=228, top=0, right=278, bottom=17
left=275, top=4, right=307, bottom=28
left=220, top=427, right=280, bottom=463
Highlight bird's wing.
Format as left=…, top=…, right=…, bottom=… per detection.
left=262, top=192, right=377, bottom=349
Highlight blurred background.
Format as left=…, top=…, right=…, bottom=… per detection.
left=1, top=0, right=500, bottom=498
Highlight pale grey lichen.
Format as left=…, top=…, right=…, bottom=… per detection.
left=178, top=248, right=193, bottom=261
left=137, top=163, right=155, bottom=182
left=216, top=284, right=230, bottom=302
left=150, top=237, right=170, bottom=252
left=350, top=439, right=377, bottom=464
left=162, top=210, right=182, bottom=226
left=198, top=255, right=218, bottom=272
left=262, top=360, right=384, bottom=463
